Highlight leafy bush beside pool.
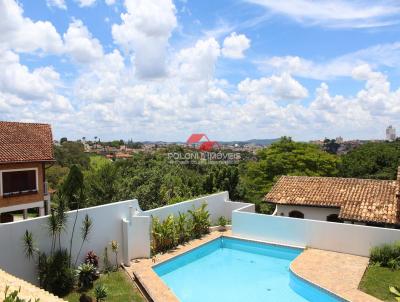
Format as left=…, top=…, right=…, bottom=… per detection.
left=370, top=241, right=400, bottom=269
left=151, top=203, right=211, bottom=254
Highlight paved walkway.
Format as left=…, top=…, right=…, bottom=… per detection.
left=291, top=248, right=381, bottom=302
left=0, top=268, right=65, bottom=302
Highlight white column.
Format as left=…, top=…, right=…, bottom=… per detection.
left=122, top=218, right=131, bottom=267
left=39, top=207, right=45, bottom=216
left=23, top=209, right=28, bottom=219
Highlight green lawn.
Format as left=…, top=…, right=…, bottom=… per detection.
left=359, top=265, right=400, bottom=301
left=64, top=270, right=144, bottom=302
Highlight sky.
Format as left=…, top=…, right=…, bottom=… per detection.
left=1, top=0, right=400, bottom=141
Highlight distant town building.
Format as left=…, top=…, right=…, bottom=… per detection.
left=335, top=136, right=344, bottom=144
left=386, top=125, right=396, bottom=141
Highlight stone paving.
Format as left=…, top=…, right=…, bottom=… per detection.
left=290, top=248, right=382, bottom=302
left=127, top=231, right=383, bottom=302
left=0, top=268, right=65, bottom=302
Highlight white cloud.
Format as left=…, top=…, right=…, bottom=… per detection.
left=258, top=42, right=400, bottom=80
left=0, top=50, right=60, bottom=99
left=0, top=0, right=63, bottom=53
left=112, top=0, right=177, bottom=78
left=64, top=20, right=104, bottom=63
left=105, top=0, right=116, bottom=5
left=174, top=38, right=221, bottom=81
left=238, top=73, right=308, bottom=100
left=246, top=0, right=400, bottom=28
left=46, top=0, right=67, bottom=9
left=76, top=0, right=97, bottom=7
left=222, top=32, right=251, bottom=59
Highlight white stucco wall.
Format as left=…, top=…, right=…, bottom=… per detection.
left=275, top=204, right=340, bottom=221
left=125, top=192, right=251, bottom=260
left=0, top=200, right=137, bottom=284
left=0, top=192, right=250, bottom=283
left=232, top=207, right=400, bottom=256
left=142, top=191, right=233, bottom=224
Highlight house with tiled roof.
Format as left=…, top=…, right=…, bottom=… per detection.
left=0, top=121, right=54, bottom=223
left=265, top=169, right=400, bottom=227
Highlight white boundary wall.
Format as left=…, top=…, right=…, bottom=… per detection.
left=232, top=206, right=400, bottom=256
left=123, top=192, right=249, bottom=260
left=141, top=191, right=230, bottom=223
left=0, top=200, right=137, bottom=284
left=0, top=192, right=247, bottom=283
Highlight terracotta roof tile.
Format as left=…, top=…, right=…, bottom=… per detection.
left=265, top=175, right=400, bottom=224
left=0, top=121, right=54, bottom=163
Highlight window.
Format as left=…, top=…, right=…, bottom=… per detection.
left=326, top=214, right=342, bottom=223
left=289, top=210, right=304, bottom=219
left=1, top=169, right=37, bottom=196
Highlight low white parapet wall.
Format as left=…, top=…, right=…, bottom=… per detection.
left=0, top=200, right=138, bottom=284
left=124, top=191, right=251, bottom=261
left=0, top=192, right=249, bottom=284
left=232, top=206, right=400, bottom=257
left=141, top=191, right=230, bottom=223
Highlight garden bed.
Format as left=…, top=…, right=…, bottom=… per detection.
left=64, top=270, right=144, bottom=302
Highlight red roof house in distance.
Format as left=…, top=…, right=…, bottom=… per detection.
left=186, top=133, right=221, bottom=151
left=0, top=121, right=54, bottom=223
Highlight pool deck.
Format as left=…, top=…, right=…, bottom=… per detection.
left=126, top=231, right=382, bottom=302
left=290, top=248, right=381, bottom=302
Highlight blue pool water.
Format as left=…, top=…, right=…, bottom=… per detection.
left=154, top=237, right=345, bottom=302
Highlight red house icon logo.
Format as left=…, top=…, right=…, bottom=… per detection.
left=186, top=133, right=221, bottom=151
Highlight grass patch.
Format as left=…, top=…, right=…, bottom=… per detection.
left=64, top=270, right=144, bottom=302
left=359, top=265, right=400, bottom=301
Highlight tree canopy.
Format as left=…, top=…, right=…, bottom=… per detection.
left=340, top=141, right=400, bottom=179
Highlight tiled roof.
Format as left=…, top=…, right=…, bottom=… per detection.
left=0, top=121, right=54, bottom=163
left=265, top=175, right=400, bottom=224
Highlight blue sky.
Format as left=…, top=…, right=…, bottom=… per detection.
left=1, top=0, right=400, bottom=141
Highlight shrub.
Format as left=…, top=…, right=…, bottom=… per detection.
left=389, top=286, right=400, bottom=301
left=39, top=249, right=76, bottom=296
left=370, top=241, right=400, bottom=269
left=218, top=216, right=228, bottom=228
left=77, top=263, right=97, bottom=289
left=151, top=204, right=211, bottom=254
left=110, top=240, right=119, bottom=271
left=152, top=215, right=177, bottom=253
left=102, top=247, right=113, bottom=274
left=94, top=284, right=108, bottom=302
left=3, top=286, right=39, bottom=302
left=188, top=203, right=210, bottom=239
left=85, top=251, right=99, bottom=268
left=175, top=212, right=190, bottom=245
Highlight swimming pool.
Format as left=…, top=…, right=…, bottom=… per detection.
left=153, top=237, right=345, bottom=302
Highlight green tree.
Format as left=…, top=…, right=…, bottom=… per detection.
left=62, top=165, right=85, bottom=209
left=241, top=137, right=340, bottom=213
left=54, top=142, right=90, bottom=168
left=340, top=141, right=400, bottom=179
left=323, top=138, right=340, bottom=154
